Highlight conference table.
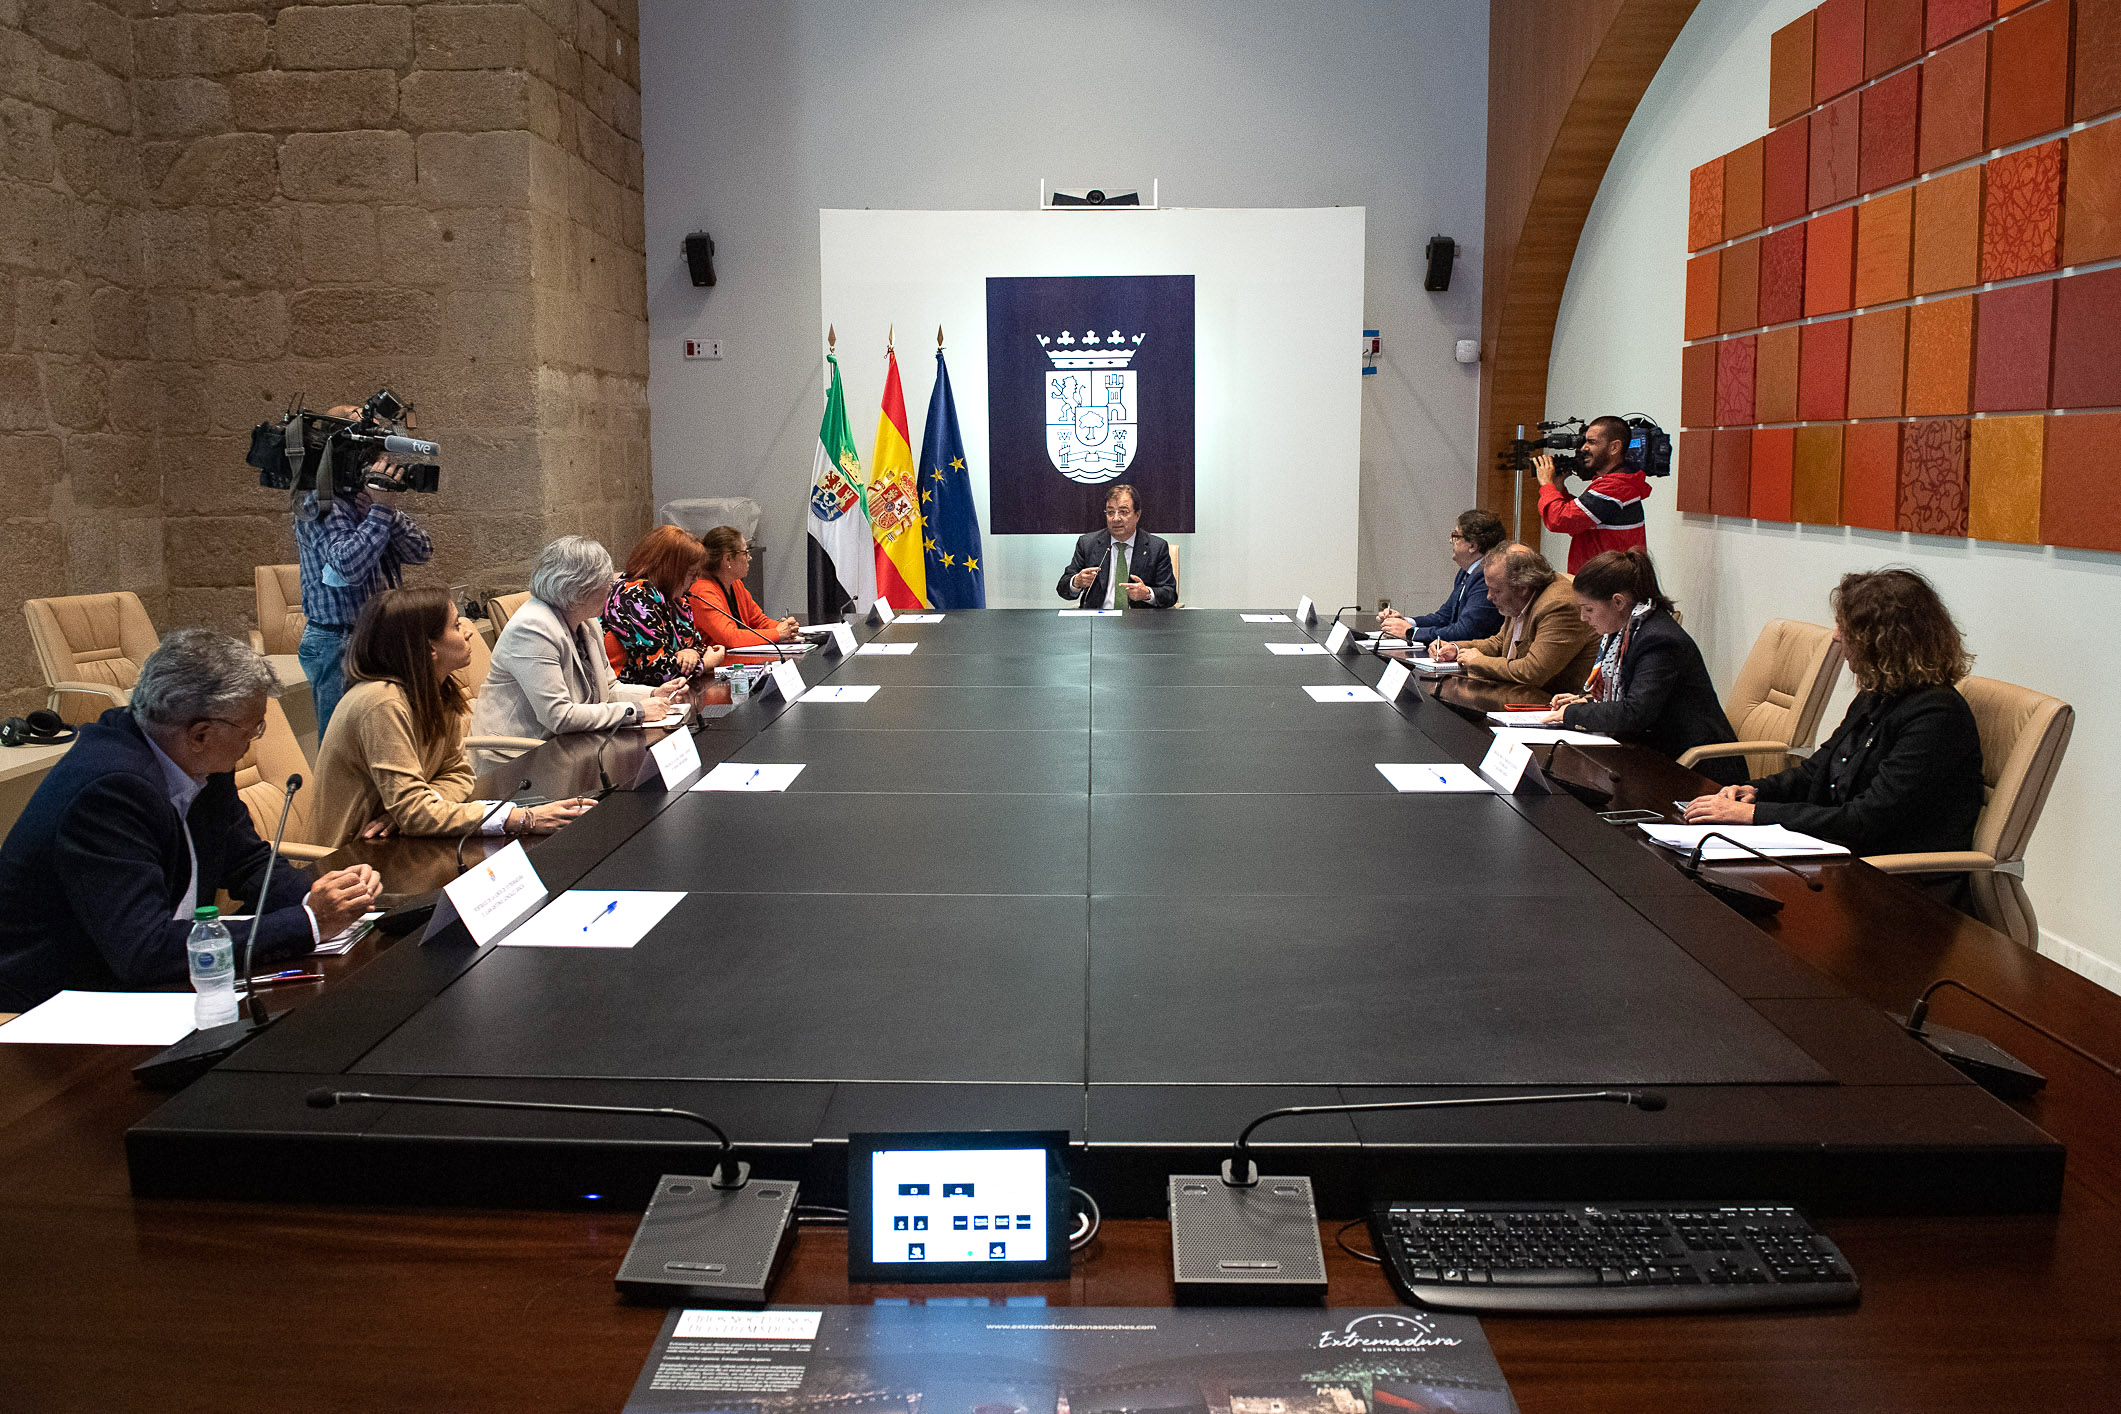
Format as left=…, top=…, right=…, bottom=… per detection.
left=2, top=609, right=2117, bottom=1412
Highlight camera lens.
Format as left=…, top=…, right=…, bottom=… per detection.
left=1086, top=189, right=1106, bottom=204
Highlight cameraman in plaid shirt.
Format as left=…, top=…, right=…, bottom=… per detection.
left=293, top=405, right=434, bottom=737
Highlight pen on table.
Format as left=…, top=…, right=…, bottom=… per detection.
left=582, top=899, right=619, bottom=932
left=262, top=967, right=320, bottom=981
left=253, top=972, right=325, bottom=987
left=746, top=767, right=763, bottom=787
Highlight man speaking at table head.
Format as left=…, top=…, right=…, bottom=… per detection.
left=1056, top=484, right=1178, bottom=609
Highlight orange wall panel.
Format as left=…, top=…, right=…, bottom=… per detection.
left=1853, top=188, right=1913, bottom=306
left=1842, top=421, right=1904, bottom=530
left=1969, top=414, right=2048, bottom=543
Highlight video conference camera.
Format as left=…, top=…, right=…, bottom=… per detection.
left=247, top=388, right=441, bottom=498
left=1496, top=413, right=1671, bottom=481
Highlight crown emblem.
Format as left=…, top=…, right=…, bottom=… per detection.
left=1035, top=329, right=1146, bottom=369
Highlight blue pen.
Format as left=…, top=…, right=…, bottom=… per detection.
left=582, top=899, right=619, bottom=932
left=746, top=768, right=763, bottom=787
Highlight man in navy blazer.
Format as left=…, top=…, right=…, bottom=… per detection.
left=1056, top=484, right=1178, bottom=609
left=0, top=630, right=381, bottom=1012
left=1380, top=509, right=1507, bottom=646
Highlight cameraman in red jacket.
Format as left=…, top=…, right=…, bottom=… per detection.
left=1536, top=415, right=1650, bottom=574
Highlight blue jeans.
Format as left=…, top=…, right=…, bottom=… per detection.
left=298, top=623, right=352, bottom=741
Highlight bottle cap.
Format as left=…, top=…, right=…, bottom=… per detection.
left=194, top=905, right=219, bottom=921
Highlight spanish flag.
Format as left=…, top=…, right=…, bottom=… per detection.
left=868, top=344, right=927, bottom=610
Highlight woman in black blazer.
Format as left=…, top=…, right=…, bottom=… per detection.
left=1686, top=568, right=1985, bottom=906
left=1542, top=549, right=1745, bottom=786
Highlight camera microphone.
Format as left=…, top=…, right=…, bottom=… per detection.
left=380, top=434, right=439, bottom=459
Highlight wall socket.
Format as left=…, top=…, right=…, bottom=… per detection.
left=684, top=339, right=723, bottom=359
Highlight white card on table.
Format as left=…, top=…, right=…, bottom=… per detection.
left=802, top=684, right=879, bottom=702
left=1294, top=594, right=1315, bottom=625
left=692, top=762, right=806, bottom=792
left=873, top=599, right=896, bottom=624
left=768, top=659, right=807, bottom=702
left=1477, top=734, right=1535, bottom=792
left=1377, top=660, right=1412, bottom=700
left=1266, top=642, right=1330, bottom=656
left=649, top=725, right=702, bottom=789
left=1304, top=685, right=1386, bottom=703
left=829, top=622, right=858, bottom=655
left=1240, top=613, right=1292, bottom=623
left=1324, top=621, right=1351, bottom=653
left=440, top=839, right=549, bottom=946
left=1058, top=608, right=1122, bottom=617
left=1376, top=762, right=1495, bottom=793
left=859, top=642, right=917, bottom=654
left=0, top=990, right=200, bottom=1046
left=501, top=890, right=687, bottom=949
left=894, top=613, right=944, bottom=623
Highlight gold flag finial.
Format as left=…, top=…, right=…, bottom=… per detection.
left=827, top=324, right=836, bottom=353
left=937, top=325, right=945, bottom=349
left=887, top=323, right=894, bottom=351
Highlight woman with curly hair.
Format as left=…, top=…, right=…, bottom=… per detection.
left=1685, top=568, right=1984, bottom=906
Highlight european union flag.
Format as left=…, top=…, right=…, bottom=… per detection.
left=918, top=348, right=985, bottom=608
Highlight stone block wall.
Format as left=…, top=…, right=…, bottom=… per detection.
left=0, top=0, right=650, bottom=719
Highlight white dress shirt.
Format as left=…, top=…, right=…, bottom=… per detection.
left=145, top=734, right=318, bottom=943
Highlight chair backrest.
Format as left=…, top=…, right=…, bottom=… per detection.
left=254, top=565, right=305, bottom=657
left=1957, top=675, right=2074, bottom=866
left=22, top=591, right=163, bottom=724
left=233, top=697, right=319, bottom=849
left=1723, top=618, right=1845, bottom=776
left=487, top=591, right=532, bottom=632
left=452, top=618, right=493, bottom=701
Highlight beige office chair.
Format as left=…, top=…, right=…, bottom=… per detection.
left=486, top=591, right=531, bottom=633
left=1168, top=543, right=1183, bottom=608
left=234, top=698, right=334, bottom=863
left=23, top=591, right=162, bottom=725
left=251, top=565, right=305, bottom=656
left=1865, top=676, right=2074, bottom=948
left=1677, top=619, right=1845, bottom=779
left=452, top=618, right=494, bottom=702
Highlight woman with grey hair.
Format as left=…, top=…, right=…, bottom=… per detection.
left=467, top=535, right=689, bottom=769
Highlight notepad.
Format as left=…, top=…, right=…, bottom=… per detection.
left=1376, top=762, right=1494, bottom=792
left=692, top=762, right=806, bottom=791
left=1266, top=643, right=1330, bottom=656
left=0, top=990, right=200, bottom=1046
left=859, top=643, right=918, bottom=654
left=1305, top=685, right=1387, bottom=703
left=1637, top=823, right=1849, bottom=858
left=800, top=685, right=880, bottom=702
left=1485, top=708, right=1557, bottom=724
left=1411, top=657, right=1460, bottom=673
left=311, top=910, right=384, bottom=956
left=501, top=890, right=687, bottom=949
left=1240, top=613, right=1292, bottom=623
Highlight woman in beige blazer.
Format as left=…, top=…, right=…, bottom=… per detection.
left=467, top=535, right=689, bottom=771
left=314, top=588, right=593, bottom=846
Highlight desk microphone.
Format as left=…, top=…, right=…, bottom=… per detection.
left=1540, top=740, right=1615, bottom=809
left=1170, top=1089, right=1665, bottom=1302
left=1893, top=977, right=2121, bottom=1100
left=306, top=1087, right=798, bottom=1307
left=594, top=728, right=621, bottom=799
left=134, top=773, right=304, bottom=1088
left=1671, top=830, right=1824, bottom=918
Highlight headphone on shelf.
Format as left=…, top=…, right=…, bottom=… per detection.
left=1, top=709, right=78, bottom=748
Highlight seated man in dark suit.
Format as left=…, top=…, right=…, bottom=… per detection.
left=0, top=630, right=382, bottom=1012
left=1378, top=508, right=1507, bottom=646
left=1055, top=483, right=1178, bottom=609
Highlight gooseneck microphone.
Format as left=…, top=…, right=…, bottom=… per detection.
left=698, top=590, right=787, bottom=662
left=1893, top=977, right=2121, bottom=1099
left=1683, top=831, right=1826, bottom=891
left=1221, top=1088, right=1666, bottom=1187
left=240, top=772, right=304, bottom=1025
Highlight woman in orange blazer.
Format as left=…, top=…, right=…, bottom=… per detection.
left=688, top=525, right=801, bottom=650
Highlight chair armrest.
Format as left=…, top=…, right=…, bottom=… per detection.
left=1676, top=739, right=1791, bottom=769
left=275, top=842, right=339, bottom=864
left=50, top=680, right=129, bottom=703
left=248, top=630, right=264, bottom=653
left=1861, top=851, right=1998, bottom=875
left=463, top=735, right=546, bottom=752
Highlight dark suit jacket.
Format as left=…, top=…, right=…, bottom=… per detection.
left=1750, top=686, right=1985, bottom=858
left=1559, top=609, right=1745, bottom=786
left=0, top=709, right=316, bottom=1011
left=1406, top=562, right=1502, bottom=645
left=1055, top=529, right=1178, bottom=609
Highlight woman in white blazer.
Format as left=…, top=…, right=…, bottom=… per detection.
left=468, top=536, right=689, bottom=770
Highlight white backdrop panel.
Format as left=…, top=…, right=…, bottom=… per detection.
left=819, top=208, right=1364, bottom=610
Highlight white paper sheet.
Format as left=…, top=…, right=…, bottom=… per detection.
left=800, top=685, right=880, bottom=702
left=1376, top=763, right=1495, bottom=793
left=1488, top=727, right=1623, bottom=747
left=1267, top=643, right=1330, bottom=656
left=894, top=613, right=946, bottom=623
left=1304, top=685, right=1386, bottom=702
left=692, top=762, right=806, bottom=792
left=1486, top=708, right=1559, bottom=725
left=500, top=890, right=687, bottom=949
left=1637, top=823, right=1850, bottom=858
left=1058, top=609, right=1122, bottom=617
left=859, top=643, right=918, bottom=654
left=1240, top=613, right=1292, bottom=623
left=0, top=990, right=200, bottom=1046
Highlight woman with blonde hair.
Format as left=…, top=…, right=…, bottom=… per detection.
left=687, top=526, right=801, bottom=649
left=314, top=587, right=593, bottom=845
left=1686, top=568, right=1983, bottom=905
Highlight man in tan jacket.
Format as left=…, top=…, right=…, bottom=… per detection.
left=1428, top=544, right=1597, bottom=702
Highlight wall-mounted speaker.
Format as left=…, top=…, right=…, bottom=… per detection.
left=683, top=231, right=717, bottom=287
left=1424, top=234, right=1457, bottom=292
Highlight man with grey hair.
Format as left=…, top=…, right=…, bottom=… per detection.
left=1426, top=543, right=1598, bottom=703
left=468, top=535, right=688, bottom=770
left=0, top=630, right=383, bottom=1012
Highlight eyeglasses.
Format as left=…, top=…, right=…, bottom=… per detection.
left=204, top=717, right=267, bottom=740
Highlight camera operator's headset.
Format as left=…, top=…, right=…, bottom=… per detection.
left=1, top=709, right=77, bottom=749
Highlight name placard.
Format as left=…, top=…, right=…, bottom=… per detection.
left=769, top=659, right=807, bottom=703
left=1294, top=594, right=1316, bottom=626
left=649, top=726, right=701, bottom=790
left=1478, top=734, right=1535, bottom=793
left=829, top=622, right=857, bottom=655
left=1377, top=660, right=1411, bottom=701
left=874, top=599, right=897, bottom=624
left=439, top=839, right=549, bottom=946
left=1324, top=621, right=1351, bottom=654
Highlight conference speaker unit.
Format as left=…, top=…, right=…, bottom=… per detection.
left=1168, top=1173, right=1327, bottom=1304
left=616, top=1174, right=800, bottom=1308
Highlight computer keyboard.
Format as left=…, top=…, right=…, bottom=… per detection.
left=1368, top=1201, right=1859, bottom=1313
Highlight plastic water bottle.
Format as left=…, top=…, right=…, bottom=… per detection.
left=730, top=667, right=752, bottom=703
left=186, top=905, right=238, bottom=1028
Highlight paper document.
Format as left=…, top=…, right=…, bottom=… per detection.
left=1058, top=608, right=1122, bottom=617
left=0, top=990, right=199, bottom=1046
left=1638, top=823, right=1850, bottom=858
left=894, top=613, right=946, bottom=623
left=312, top=910, right=384, bottom=956
left=1489, top=727, right=1622, bottom=747
left=1376, top=762, right=1495, bottom=793
left=1412, top=657, right=1461, bottom=673
left=1240, top=613, right=1292, bottom=623
left=501, top=890, right=687, bottom=949
left=859, top=643, right=917, bottom=655
left=1266, top=642, right=1329, bottom=656
left=1304, top=685, right=1387, bottom=702
left=801, top=685, right=880, bottom=702
left=693, top=762, right=806, bottom=792
left=1486, top=708, right=1559, bottom=724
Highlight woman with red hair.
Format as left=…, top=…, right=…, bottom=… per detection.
left=605, top=525, right=727, bottom=686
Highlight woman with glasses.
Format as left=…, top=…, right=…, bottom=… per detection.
left=687, top=526, right=802, bottom=650
left=314, top=587, right=594, bottom=846
left=1378, top=509, right=1507, bottom=647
